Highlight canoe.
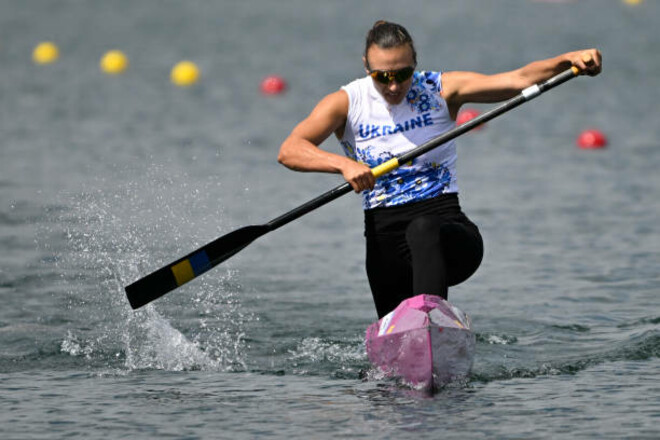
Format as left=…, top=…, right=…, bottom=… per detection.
left=365, top=294, right=475, bottom=390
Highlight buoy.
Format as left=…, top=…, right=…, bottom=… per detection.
left=100, top=50, right=128, bottom=74
left=260, top=75, right=287, bottom=95
left=456, top=108, right=484, bottom=130
left=171, top=61, right=200, bottom=87
left=623, top=0, right=643, bottom=5
left=32, top=41, right=59, bottom=64
left=577, top=129, right=607, bottom=149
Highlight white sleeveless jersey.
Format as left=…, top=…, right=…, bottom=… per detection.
left=340, top=71, right=458, bottom=210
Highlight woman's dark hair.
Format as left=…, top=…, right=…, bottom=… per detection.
left=364, top=20, right=417, bottom=69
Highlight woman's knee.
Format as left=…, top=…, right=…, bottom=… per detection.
left=405, top=216, right=441, bottom=247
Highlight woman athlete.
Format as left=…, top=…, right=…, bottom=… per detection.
left=278, top=21, right=602, bottom=318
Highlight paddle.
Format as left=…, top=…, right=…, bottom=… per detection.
left=125, top=65, right=582, bottom=309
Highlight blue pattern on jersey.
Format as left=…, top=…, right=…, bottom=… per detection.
left=406, top=72, right=442, bottom=113
left=357, top=71, right=453, bottom=209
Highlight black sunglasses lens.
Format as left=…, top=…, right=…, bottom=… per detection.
left=374, top=72, right=390, bottom=84
left=371, top=67, right=414, bottom=84
left=395, top=67, right=414, bottom=82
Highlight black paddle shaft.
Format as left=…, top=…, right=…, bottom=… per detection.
left=125, top=67, right=580, bottom=309
left=266, top=66, right=579, bottom=232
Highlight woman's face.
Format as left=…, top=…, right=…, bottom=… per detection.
left=364, top=44, right=416, bottom=106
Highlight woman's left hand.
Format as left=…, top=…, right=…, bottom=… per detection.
left=573, top=49, right=602, bottom=76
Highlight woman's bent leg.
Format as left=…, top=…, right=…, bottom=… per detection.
left=405, top=216, right=483, bottom=299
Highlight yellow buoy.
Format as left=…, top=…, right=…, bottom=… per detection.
left=171, top=61, right=200, bottom=87
left=32, top=41, right=59, bottom=64
left=100, top=50, right=129, bottom=74
left=623, top=0, right=643, bottom=4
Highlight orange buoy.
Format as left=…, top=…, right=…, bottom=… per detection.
left=577, top=129, right=607, bottom=149
left=260, top=75, right=287, bottom=95
left=456, top=108, right=484, bottom=130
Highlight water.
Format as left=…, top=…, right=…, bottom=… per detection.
left=1, top=0, right=659, bottom=438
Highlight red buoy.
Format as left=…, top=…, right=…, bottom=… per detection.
left=456, top=108, right=484, bottom=130
left=577, top=129, right=607, bottom=149
left=260, top=75, right=287, bottom=95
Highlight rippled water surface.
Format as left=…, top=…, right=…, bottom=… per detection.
left=1, top=0, right=658, bottom=438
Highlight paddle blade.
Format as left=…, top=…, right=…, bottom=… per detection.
left=125, top=224, right=270, bottom=309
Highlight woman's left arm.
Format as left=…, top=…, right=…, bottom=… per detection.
left=441, top=49, right=602, bottom=118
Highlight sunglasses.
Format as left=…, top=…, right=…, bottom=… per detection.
left=368, top=66, right=415, bottom=85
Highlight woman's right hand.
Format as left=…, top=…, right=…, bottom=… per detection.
left=341, top=160, right=376, bottom=193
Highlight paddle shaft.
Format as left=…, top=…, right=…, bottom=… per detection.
left=125, top=66, right=580, bottom=309
left=267, top=66, right=580, bottom=232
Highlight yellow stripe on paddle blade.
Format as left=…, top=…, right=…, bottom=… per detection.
left=171, top=259, right=195, bottom=286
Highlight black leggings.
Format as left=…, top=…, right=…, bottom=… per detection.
left=364, top=193, right=483, bottom=318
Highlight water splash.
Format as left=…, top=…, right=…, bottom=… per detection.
left=61, top=330, right=95, bottom=359
left=287, top=336, right=367, bottom=378
left=476, top=332, right=518, bottom=345
left=47, top=165, right=252, bottom=373
left=124, top=307, right=218, bottom=371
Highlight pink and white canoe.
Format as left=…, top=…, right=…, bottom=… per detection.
left=365, top=294, right=475, bottom=390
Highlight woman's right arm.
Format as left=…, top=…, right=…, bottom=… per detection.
left=278, top=90, right=376, bottom=192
